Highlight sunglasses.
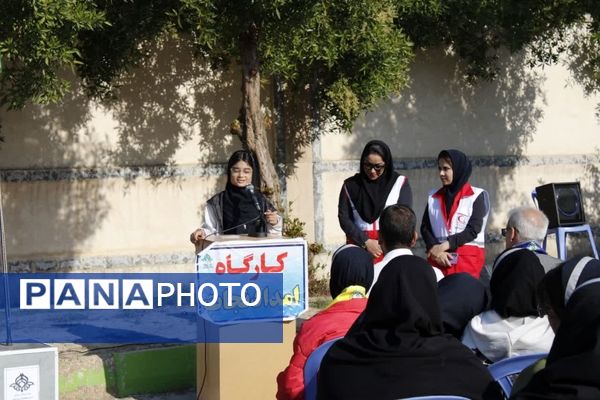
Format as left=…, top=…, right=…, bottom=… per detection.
left=363, top=162, right=385, bottom=172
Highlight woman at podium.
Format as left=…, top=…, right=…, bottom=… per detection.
left=190, top=150, right=281, bottom=244
left=337, top=140, right=412, bottom=263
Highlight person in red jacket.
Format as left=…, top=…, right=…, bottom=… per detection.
left=276, top=244, right=374, bottom=400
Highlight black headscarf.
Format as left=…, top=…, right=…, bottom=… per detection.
left=222, top=150, right=264, bottom=234
left=490, top=249, right=545, bottom=318
left=317, top=255, right=501, bottom=400
left=329, top=245, right=374, bottom=299
left=438, top=149, right=472, bottom=216
left=438, top=272, right=489, bottom=339
left=344, top=140, right=399, bottom=223
left=515, top=257, right=600, bottom=400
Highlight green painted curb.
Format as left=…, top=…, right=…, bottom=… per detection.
left=60, top=367, right=112, bottom=394
left=59, top=345, right=196, bottom=396
left=113, top=345, right=196, bottom=396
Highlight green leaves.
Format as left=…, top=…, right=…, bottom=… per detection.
left=422, top=0, right=593, bottom=80
left=155, top=0, right=415, bottom=131
left=257, top=0, right=414, bottom=131
left=3, top=0, right=600, bottom=131
left=0, top=0, right=106, bottom=108
left=568, top=23, right=600, bottom=97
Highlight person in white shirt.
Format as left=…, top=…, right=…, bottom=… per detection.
left=462, top=248, right=554, bottom=362
left=369, top=205, right=443, bottom=292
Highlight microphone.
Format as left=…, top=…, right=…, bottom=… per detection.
left=245, top=184, right=262, bottom=213
left=245, top=184, right=267, bottom=237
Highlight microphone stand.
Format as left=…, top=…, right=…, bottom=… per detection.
left=246, top=185, right=267, bottom=238
left=198, top=214, right=262, bottom=252
left=250, top=217, right=268, bottom=238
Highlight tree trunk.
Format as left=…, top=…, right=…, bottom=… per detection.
left=238, top=24, right=281, bottom=207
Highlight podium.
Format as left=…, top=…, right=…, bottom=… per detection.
left=0, top=343, right=58, bottom=400
left=194, top=235, right=308, bottom=400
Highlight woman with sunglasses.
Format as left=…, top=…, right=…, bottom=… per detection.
left=421, top=149, right=490, bottom=278
left=338, top=140, right=412, bottom=263
left=189, top=150, right=281, bottom=245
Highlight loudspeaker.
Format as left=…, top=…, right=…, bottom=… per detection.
left=535, top=182, right=586, bottom=228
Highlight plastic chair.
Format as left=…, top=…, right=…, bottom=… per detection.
left=531, top=190, right=598, bottom=260
left=488, top=352, right=547, bottom=398
left=303, top=337, right=341, bottom=400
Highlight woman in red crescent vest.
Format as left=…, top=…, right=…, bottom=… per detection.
left=338, top=140, right=412, bottom=263
left=420, top=149, right=490, bottom=278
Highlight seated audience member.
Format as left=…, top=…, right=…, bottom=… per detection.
left=276, top=244, right=373, bottom=400
left=512, top=256, right=600, bottom=399
left=438, top=272, right=489, bottom=340
left=462, top=249, right=554, bottom=362
left=500, top=206, right=560, bottom=273
left=317, top=254, right=502, bottom=400
left=370, top=205, right=443, bottom=292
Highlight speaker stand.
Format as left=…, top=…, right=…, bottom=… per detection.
left=543, top=224, right=599, bottom=261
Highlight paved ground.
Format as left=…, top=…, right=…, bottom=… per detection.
left=62, top=389, right=196, bottom=400
left=57, top=305, right=326, bottom=399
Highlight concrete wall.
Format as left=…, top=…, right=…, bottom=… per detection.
left=0, top=40, right=249, bottom=271
left=315, top=49, right=600, bottom=264
left=0, top=43, right=598, bottom=271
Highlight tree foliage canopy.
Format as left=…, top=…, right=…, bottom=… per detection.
left=75, top=0, right=415, bottom=132
left=408, top=0, right=600, bottom=80
left=0, top=0, right=106, bottom=109
left=2, top=0, right=600, bottom=129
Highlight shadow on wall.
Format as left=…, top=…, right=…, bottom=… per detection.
left=0, top=85, right=112, bottom=263
left=102, top=38, right=240, bottom=171
left=577, top=148, right=600, bottom=254
left=1, top=179, right=110, bottom=265
left=334, top=48, right=547, bottom=262
left=346, top=48, right=545, bottom=159
left=582, top=149, right=600, bottom=224
left=279, top=85, right=314, bottom=178
left=0, top=38, right=243, bottom=265
left=339, top=47, right=600, bottom=259
left=0, top=78, right=99, bottom=169
left=565, top=26, right=600, bottom=121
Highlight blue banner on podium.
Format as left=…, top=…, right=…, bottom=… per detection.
left=196, top=237, right=308, bottom=322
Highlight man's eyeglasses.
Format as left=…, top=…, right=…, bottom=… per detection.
left=501, top=227, right=518, bottom=237
left=363, top=162, right=385, bottom=172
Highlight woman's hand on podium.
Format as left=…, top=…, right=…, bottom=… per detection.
left=190, top=228, right=206, bottom=245
left=264, top=210, right=279, bottom=225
